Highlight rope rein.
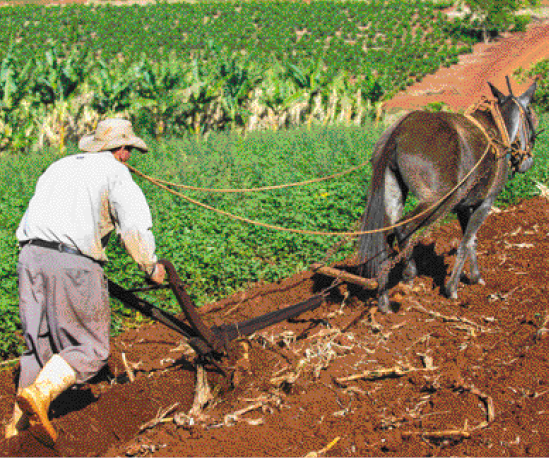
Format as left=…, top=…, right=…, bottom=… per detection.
left=127, top=161, right=370, bottom=192
left=128, top=98, right=527, bottom=238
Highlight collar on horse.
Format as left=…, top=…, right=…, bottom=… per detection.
left=464, top=96, right=533, bottom=173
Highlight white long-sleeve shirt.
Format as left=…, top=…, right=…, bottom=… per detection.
left=17, top=151, right=157, bottom=275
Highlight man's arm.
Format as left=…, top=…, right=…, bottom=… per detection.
left=109, top=167, right=165, bottom=284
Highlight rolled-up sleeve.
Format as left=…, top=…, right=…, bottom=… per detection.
left=109, top=167, right=157, bottom=275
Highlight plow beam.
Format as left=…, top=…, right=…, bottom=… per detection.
left=310, top=263, right=378, bottom=289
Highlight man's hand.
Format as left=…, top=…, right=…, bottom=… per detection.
left=150, top=262, right=166, bottom=285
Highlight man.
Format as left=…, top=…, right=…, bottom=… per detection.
left=5, top=118, right=166, bottom=444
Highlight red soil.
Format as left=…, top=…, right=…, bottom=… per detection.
left=2, top=8, right=549, bottom=458
left=2, top=197, right=549, bottom=457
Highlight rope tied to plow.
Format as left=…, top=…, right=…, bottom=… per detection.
left=127, top=161, right=370, bottom=192
left=126, top=97, right=528, bottom=237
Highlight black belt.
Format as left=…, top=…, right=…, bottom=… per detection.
left=20, top=239, right=103, bottom=265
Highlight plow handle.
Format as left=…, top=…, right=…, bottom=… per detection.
left=159, top=259, right=227, bottom=355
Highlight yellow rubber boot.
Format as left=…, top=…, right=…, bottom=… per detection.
left=4, top=399, right=30, bottom=439
left=16, top=355, right=76, bottom=445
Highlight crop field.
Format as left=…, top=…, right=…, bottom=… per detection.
left=1, top=0, right=477, bottom=81
left=0, top=0, right=489, bottom=153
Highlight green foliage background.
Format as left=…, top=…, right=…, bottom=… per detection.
left=516, top=59, right=549, bottom=113
left=459, top=0, right=538, bottom=38
left=0, top=0, right=493, bottom=153
left=0, top=0, right=476, bottom=87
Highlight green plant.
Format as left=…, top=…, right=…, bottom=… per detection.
left=89, top=59, right=135, bottom=115
left=515, top=60, right=549, bottom=113
left=131, top=54, right=188, bottom=137
left=30, top=45, right=88, bottom=105
left=0, top=45, right=34, bottom=152
left=458, top=0, right=538, bottom=41
left=207, top=40, right=263, bottom=131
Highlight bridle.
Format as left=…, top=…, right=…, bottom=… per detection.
left=465, top=88, right=538, bottom=174
left=508, top=102, right=544, bottom=172
left=501, top=76, right=541, bottom=172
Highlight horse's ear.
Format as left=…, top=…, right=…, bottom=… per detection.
left=518, top=81, right=537, bottom=107
left=488, top=82, right=507, bottom=104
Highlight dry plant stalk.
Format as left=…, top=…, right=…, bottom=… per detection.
left=270, top=368, right=301, bottom=388
left=403, top=419, right=472, bottom=442
left=335, top=363, right=417, bottom=386
left=251, top=332, right=296, bottom=363
left=409, top=301, right=488, bottom=333
left=223, top=394, right=280, bottom=426
left=304, top=436, right=341, bottom=457
left=121, top=352, right=135, bottom=383
left=403, top=428, right=471, bottom=439
left=450, top=383, right=494, bottom=431
left=537, top=310, right=549, bottom=339
left=138, top=403, right=180, bottom=432
left=189, top=362, right=214, bottom=418
left=298, top=328, right=353, bottom=379
left=173, top=411, right=195, bottom=428
left=456, top=383, right=495, bottom=423
left=224, top=401, right=264, bottom=426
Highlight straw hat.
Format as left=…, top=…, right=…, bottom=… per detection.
left=79, top=118, right=148, bottom=153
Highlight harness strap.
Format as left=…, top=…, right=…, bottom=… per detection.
left=463, top=97, right=532, bottom=168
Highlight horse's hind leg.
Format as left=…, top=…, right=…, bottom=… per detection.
left=456, top=207, right=486, bottom=286
left=385, top=172, right=417, bottom=282
left=376, top=170, right=406, bottom=313
left=394, top=226, right=417, bottom=283
left=445, top=199, right=494, bottom=299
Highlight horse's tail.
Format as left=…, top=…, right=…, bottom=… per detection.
left=358, top=114, right=410, bottom=278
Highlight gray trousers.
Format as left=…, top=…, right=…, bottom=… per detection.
left=17, top=245, right=110, bottom=388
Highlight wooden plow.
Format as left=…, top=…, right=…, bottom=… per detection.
left=108, top=259, right=378, bottom=373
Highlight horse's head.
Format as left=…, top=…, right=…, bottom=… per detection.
left=488, top=78, right=538, bottom=173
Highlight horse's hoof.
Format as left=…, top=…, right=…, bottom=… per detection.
left=402, top=264, right=417, bottom=283
left=443, top=285, right=458, bottom=300
left=377, top=296, right=391, bottom=313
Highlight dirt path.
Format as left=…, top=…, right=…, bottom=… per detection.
left=2, top=10, right=549, bottom=458
left=387, top=5, right=549, bottom=111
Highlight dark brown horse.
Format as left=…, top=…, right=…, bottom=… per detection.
left=358, top=79, right=538, bottom=313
